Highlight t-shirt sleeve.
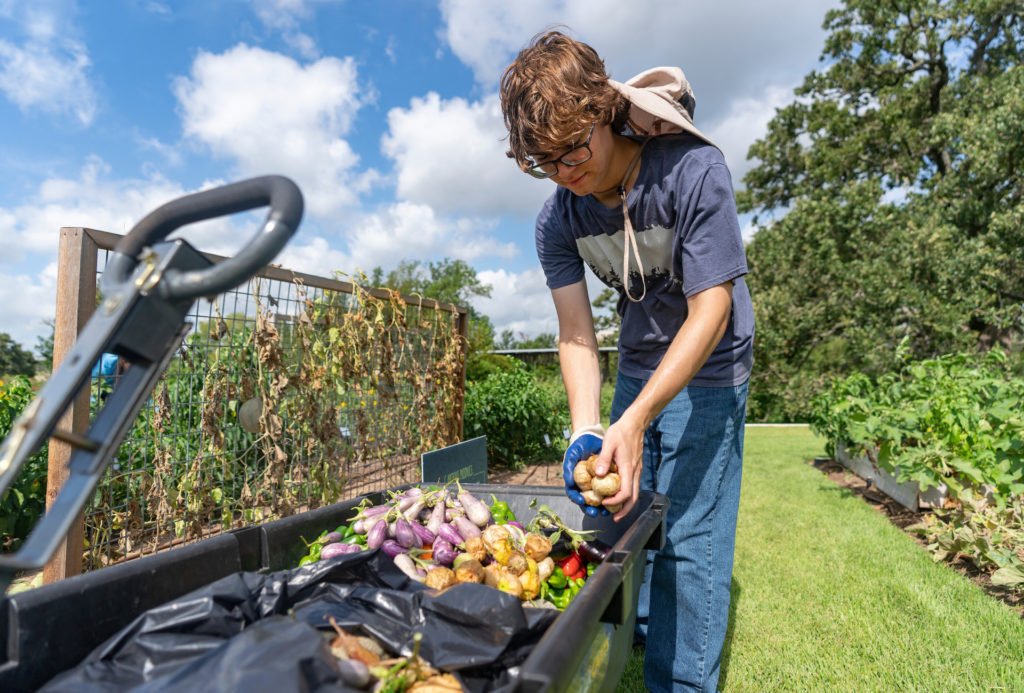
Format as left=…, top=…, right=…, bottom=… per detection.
left=535, top=193, right=585, bottom=289
left=678, top=162, right=748, bottom=297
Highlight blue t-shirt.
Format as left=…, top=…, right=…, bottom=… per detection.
left=535, top=134, right=754, bottom=386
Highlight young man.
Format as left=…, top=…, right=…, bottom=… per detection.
left=500, top=31, right=754, bottom=692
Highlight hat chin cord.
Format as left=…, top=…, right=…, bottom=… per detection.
left=595, top=137, right=651, bottom=303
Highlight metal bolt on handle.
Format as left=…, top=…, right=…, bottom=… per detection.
left=102, top=175, right=304, bottom=301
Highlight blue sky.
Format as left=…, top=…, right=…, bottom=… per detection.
left=0, top=0, right=837, bottom=351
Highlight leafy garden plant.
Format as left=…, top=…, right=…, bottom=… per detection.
left=811, top=350, right=1024, bottom=593
left=0, top=377, right=48, bottom=550
left=810, top=350, right=1024, bottom=505
left=463, top=361, right=567, bottom=470
left=909, top=491, right=1024, bottom=593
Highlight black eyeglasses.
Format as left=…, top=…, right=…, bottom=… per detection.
left=525, top=124, right=595, bottom=179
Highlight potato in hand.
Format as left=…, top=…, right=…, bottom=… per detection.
left=575, top=454, right=623, bottom=512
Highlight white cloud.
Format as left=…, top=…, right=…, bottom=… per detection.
left=705, top=83, right=795, bottom=183
left=174, top=44, right=372, bottom=219
left=251, top=0, right=338, bottom=59
left=438, top=0, right=837, bottom=189
left=439, top=0, right=833, bottom=122
left=4, top=157, right=190, bottom=257
left=0, top=162, right=197, bottom=346
left=0, top=265, right=58, bottom=349
left=1, top=158, right=294, bottom=269
left=0, top=155, right=372, bottom=346
left=472, top=266, right=559, bottom=336
left=0, top=2, right=97, bottom=125
left=341, top=202, right=518, bottom=274
left=276, top=235, right=354, bottom=279
left=142, top=2, right=172, bottom=16
left=136, top=135, right=184, bottom=167
left=252, top=0, right=313, bottom=30
left=382, top=92, right=551, bottom=218
left=275, top=201, right=522, bottom=280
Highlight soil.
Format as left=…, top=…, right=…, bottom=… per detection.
left=488, top=460, right=565, bottom=487
left=809, top=457, right=1024, bottom=617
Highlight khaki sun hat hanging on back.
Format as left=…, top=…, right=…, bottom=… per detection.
left=605, top=66, right=719, bottom=303
left=608, top=66, right=717, bottom=145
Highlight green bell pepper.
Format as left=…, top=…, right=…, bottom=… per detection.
left=548, top=587, right=572, bottom=610
left=547, top=566, right=568, bottom=590
left=489, top=494, right=517, bottom=524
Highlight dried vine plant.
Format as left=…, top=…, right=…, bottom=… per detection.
left=82, top=273, right=465, bottom=570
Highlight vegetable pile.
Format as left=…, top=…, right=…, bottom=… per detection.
left=326, top=617, right=461, bottom=692
left=296, top=483, right=607, bottom=611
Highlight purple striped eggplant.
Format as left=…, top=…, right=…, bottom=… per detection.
left=452, top=515, right=481, bottom=540
left=321, top=542, right=362, bottom=559
left=366, top=518, right=388, bottom=549
left=410, top=521, right=435, bottom=546
left=395, top=517, right=417, bottom=548
left=381, top=539, right=408, bottom=557
left=437, top=522, right=464, bottom=546
left=456, top=482, right=492, bottom=527
left=431, top=537, right=458, bottom=566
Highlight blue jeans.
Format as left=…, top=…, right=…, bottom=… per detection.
left=611, top=374, right=748, bottom=693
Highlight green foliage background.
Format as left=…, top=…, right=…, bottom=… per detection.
left=741, top=0, right=1024, bottom=421
left=0, top=377, right=47, bottom=550
left=463, top=361, right=567, bottom=469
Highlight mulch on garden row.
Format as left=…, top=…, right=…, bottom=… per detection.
left=809, top=457, right=1024, bottom=617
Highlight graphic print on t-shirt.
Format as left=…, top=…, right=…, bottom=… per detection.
left=575, top=224, right=675, bottom=295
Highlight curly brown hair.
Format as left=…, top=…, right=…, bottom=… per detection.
left=499, top=30, right=628, bottom=169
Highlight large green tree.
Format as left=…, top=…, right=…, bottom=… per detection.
left=0, top=333, right=38, bottom=377
left=741, top=0, right=1023, bottom=420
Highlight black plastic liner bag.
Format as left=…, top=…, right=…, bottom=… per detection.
left=40, top=551, right=558, bottom=692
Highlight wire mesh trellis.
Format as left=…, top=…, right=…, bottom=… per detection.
left=73, top=230, right=466, bottom=571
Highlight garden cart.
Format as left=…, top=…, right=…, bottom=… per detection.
left=0, top=173, right=667, bottom=690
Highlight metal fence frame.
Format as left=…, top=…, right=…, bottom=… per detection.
left=43, top=227, right=468, bottom=583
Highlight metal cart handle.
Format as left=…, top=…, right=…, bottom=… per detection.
left=0, top=175, right=303, bottom=592
left=103, top=175, right=303, bottom=300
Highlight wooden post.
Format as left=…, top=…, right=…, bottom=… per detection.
left=43, top=228, right=98, bottom=584
left=455, top=308, right=469, bottom=441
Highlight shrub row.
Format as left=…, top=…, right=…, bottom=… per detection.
left=463, top=360, right=567, bottom=470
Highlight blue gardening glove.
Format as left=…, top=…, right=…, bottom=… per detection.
left=563, top=424, right=610, bottom=517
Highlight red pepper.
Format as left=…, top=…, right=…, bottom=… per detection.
left=558, top=552, right=582, bottom=578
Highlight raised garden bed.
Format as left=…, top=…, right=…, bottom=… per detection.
left=834, top=442, right=948, bottom=512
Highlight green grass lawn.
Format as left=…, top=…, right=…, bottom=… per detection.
left=617, top=425, right=1024, bottom=692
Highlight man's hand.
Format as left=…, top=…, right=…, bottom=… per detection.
left=595, top=414, right=645, bottom=521
left=562, top=425, right=609, bottom=517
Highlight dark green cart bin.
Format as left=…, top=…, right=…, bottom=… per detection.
left=0, top=484, right=665, bottom=692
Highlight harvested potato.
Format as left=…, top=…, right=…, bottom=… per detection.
left=591, top=472, right=620, bottom=497
left=572, top=461, right=592, bottom=491
left=524, top=533, right=552, bottom=562
left=581, top=489, right=604, bottom=507
left=410, top=673, right=463, bottom=691
left=453, top=556, right=484, bottom=584
left=424, top=566, right=457, bottom=591
left=506, top=550, right=528, bottom=576
left=585, top=454, right=617, bottom=478
left=496, top=569, right=524, bottom=598
left=462, top=536, right=487, bottom=563
left=483, top=562, right=502, bottom=588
